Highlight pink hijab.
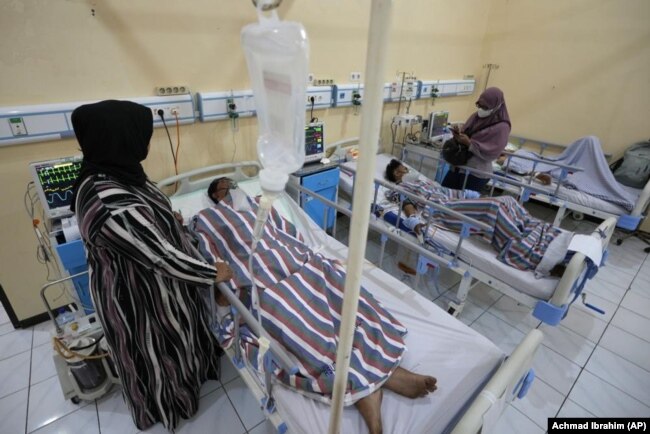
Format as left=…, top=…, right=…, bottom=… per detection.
left=462, top=87, right=511, bottom=158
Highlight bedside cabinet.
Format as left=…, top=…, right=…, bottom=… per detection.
left=289, top=165, right=340, bottom=231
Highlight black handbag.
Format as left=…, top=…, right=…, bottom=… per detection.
left=442, top=138, right=472, bottom=166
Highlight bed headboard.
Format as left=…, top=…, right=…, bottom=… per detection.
left=157, top=161, right=262, bottom=196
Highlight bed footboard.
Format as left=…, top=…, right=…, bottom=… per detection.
left=534, top=216, right=617, bottom=325
left=452, top=329, right=543, bottom=434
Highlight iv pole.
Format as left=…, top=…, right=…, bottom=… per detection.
left=327, top=1, right=394, bottom=433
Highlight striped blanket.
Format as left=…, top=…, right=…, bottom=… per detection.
left=191, top=194, right=407, bottom=404
left=393, top=180, right=564, bottom=271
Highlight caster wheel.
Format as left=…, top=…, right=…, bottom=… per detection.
left=645, top=247, right=650, bottom=253
left=447, top=307, right=456, bottom=316
left=71, top=396, right=81, bottom=404
left=615, top=239, right=623, bottom=246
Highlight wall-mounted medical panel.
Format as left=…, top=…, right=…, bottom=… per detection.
left=197, top=91, right=256, bottom=122
left=138, top=94, right=195, bottom=127
left=334, top=84, right=364, bottom=107
left=305, top=86, right=334, bottom=109
left=436, top=79, right=476, bottom=97
left=0, top=94, right=195, bottom=147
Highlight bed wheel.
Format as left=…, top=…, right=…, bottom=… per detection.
left=447, top=307, right=456, bottom=316
left=615, top=239, right=623, bottom=246
left=71, top=396, right=81, bottom=404
left=645, top=247, right=650, bottom=253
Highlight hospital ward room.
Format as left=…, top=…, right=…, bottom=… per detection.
left=1, top=1, right=650, bottom=434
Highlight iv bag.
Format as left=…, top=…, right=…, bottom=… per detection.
left=242, top=5, right=309, bottom=192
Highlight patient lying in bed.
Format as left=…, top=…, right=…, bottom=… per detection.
left=190, top=177, right=437, bottom=434
left=385, top=159, right=573, bottom=277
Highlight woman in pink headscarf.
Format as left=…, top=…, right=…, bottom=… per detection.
left=442, top=87, right=511, bottom=191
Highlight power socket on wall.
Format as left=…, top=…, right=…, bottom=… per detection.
left=156, top=85, right=190, bottom=96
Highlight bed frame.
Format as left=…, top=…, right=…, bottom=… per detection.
left=325, top=137, right=618, bottom=326
left=158, top=161, right=544, bottom=434
left=341, top=164, right=616, bottom=325
left=503, top=136, right=650, bottom=236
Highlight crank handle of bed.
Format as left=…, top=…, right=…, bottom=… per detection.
left=215, top=282, right=299, bottom=375
left=581, top=293, right=605, bottom=315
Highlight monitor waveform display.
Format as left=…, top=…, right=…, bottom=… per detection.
left=35, top=161, right=82, bottom=210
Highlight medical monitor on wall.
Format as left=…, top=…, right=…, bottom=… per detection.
left=304, top=122, right=325, bottom=164
left=427, top=111, right=449, bottom=142
left=29, top=155, right=83, bottom=220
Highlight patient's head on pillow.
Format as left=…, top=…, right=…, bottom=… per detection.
left=208, top=177, right=237, bottom=204
left=385, top=159, right=409, bottom=183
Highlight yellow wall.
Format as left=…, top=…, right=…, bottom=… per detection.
left=480, top=0, right=650, bottom=154
left=1, top=1, right=648, bottom=321
left=0, top=0, right=489, bottom=322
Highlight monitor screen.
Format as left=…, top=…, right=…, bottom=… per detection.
left=428, top=111, right=449, bottom=140
left=29, top=155, right=83, bottom=219
left=304, top=122, right=325, bottom=163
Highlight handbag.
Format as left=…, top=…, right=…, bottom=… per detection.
left=442, top=138, right=473, bottom=166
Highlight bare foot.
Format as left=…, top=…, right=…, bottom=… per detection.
left=384, top=367, right=437, bottom=399
left=355, top=388, right=383, bottom=434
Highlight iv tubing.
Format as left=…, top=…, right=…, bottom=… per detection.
left=327, top=1, right=393, bottom=433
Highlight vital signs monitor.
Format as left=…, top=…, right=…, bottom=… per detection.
left=29, top=155, right=83, bottom=219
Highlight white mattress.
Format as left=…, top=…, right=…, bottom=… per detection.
left=340, top=153, right=397, bottom=197
left=340, top=156, right=561, bottom=300
left=169, top=180, right=504, bottom=434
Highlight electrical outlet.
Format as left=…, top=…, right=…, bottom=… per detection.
left=307, top=73, right=314, bottom=84
left=313, top=79, right=334, bottom=86
left=350, top=72, right=362, bottom=82
left=152, top=106, right=181, bottom=120
left=156, top=85, right=190, bottom=96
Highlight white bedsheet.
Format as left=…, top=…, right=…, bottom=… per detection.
left=169, top=181, right=504, bottom=434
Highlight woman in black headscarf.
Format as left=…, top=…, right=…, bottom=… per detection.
left=71, top=100, right=232, bottom=431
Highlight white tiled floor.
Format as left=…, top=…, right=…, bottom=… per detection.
left=1, top=210, right=649, bottom=433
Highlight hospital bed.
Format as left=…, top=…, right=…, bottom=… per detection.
left=498, top=136, right=650, bottom=237
left=158, top=161, right=543, bottom=434
left=334, top=150, right=617, bottom=327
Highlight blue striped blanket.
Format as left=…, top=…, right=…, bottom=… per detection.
left=393, top=180, right=565, bottom=272
left=191, top=195, right=407, bottom=404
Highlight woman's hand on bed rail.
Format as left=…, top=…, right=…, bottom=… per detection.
left=215, top=261, right=233, bottom=283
